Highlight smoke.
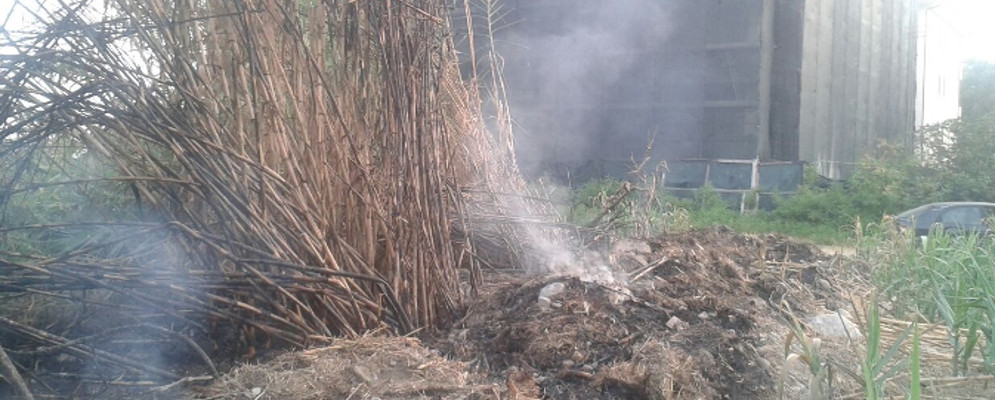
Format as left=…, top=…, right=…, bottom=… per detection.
left=493, top=0, right=696, bottom=180
left=77, top=227, right=204, bottom=384
left=467, top=0, right=685, bottom=287
left=454, top=1, right=677, bottom=291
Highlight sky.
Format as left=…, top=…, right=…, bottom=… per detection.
left=932, top=0, right=995, bottom=62
left=2, top=0, right=995, bottom=60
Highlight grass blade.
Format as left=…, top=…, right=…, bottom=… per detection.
left=910, top=321, right=921, bottom=400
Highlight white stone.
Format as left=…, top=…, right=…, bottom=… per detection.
left=538, top=282, right=567, bottom=311
left=666, top=316, right=689, bottom=331
left=804, top=311, right=860, bottom=338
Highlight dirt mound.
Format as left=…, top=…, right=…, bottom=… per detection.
left=193, top=228, right=854, bottom=399
left=441, top=277, right=772, bottom=399
left=432, top=227, right=845, bottom=399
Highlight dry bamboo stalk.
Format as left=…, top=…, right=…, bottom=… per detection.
left=0, top=342, right=34, bottom=400
left=0, top=0, right=554, bottom=393
left=0, top=315, right=179, bottom=380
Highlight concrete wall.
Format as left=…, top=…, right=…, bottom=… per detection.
left=769, top=0, right=804, bottom=161
left=471, top=0, right=920, bottom=181
left=485, top=0, right=771, bottom=180
left=795, top=0, right=919, bottom=178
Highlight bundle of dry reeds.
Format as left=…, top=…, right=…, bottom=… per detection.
left=446, top=0, right=575, bottom=274
left=0, top=0, right=542, bottom=393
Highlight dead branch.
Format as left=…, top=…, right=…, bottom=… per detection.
left=0, top=342, right=34, bottom=400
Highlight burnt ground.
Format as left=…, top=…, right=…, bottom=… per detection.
left=428, top=227, right=852, bottom=400
left=192, top=227, right=867, bottom=400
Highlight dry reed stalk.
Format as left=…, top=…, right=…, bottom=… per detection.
left=0, top=0, right=546, bottom=393
left=0, top=342, right=34, bottom=400
left=445, top=0, right=574, bottom=272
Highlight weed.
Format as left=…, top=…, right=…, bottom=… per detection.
left=910, top=321, right=921, bottom=400
left=868, top=228, right=995, bottom=376
left=780, top=302, right=830, bottom=400
left=856, top=296, right=915, bottom=400
left=566, top=178, right=692, bottom=236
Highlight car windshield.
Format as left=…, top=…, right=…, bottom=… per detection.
left=896, top=204, right=941, bottom=223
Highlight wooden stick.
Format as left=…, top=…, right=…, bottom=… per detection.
left=0, top=315, right=179, bottom=380
left=0, top=342, right=35, bottom=400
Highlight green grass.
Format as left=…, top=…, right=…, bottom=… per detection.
left=673, top=184, right=853, bottom=244
left=686, top=207, right=851, bottom=244
left=866, top=230, right=995, bottom=376
left=564, top=178, right=853, bottom=244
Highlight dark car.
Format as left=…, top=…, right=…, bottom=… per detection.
left=894, top=202, right=995, bottom=244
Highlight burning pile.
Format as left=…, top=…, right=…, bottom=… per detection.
left=430, top=227, right=847, bottom=399
left=191, top=227, right=851, bottom=399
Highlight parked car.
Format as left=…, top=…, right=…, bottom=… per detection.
left=894, top=202, right=995, bottom=245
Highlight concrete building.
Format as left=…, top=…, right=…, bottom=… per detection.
left=480, top=0, right=920, bottom=180
left=915, top=2, right=963, bottom=128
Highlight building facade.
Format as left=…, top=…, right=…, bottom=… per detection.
left=482, top=0, right=920, bottom=180
left=915, top=2, right=963, bottom=128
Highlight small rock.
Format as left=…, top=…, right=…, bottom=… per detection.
left=538, top=282, right=567, bottom=311
left=571, top=351, right=586, bottom=363
left=697, top=311, right=711, bottom=320
left=537, top=296, right=554, bottom=311
left=540, top=282, right=566, bottom=298
left=666, top=316, right=689, bottom=331
left=816, top=278, right=833, bottom=292
left=805, top=310, right=860, bottom=338
left=561, top=359, right=575, bottom=368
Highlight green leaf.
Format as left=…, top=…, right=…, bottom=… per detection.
left=872, top=321, right=914, bottom=379
left=910, top=322, right=921, bottom=400
left=876, top=358, right=908, bottom=385
left=961, top=321, right=980, bottom=372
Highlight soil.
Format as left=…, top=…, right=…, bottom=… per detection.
left=426, top=226, right=858, bottom=400
left=190, top=227, right=870, bottom=399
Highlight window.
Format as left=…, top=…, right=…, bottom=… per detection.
left=939, top=207, right=983, bottom=228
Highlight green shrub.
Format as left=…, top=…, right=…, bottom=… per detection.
left=689, top=184, right=732, bottom=212
left=565, top=114, right=995, bottom=243
left=568, top=178, right=630, bottom=226
left=0, top=140, right=145, bottom=260
left=772, top=184, right=855, bottom=228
